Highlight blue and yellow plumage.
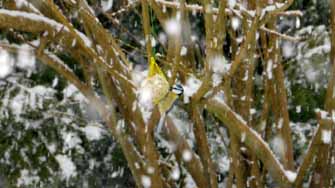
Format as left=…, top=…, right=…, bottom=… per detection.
left=139, top=57, right=183, bottom=113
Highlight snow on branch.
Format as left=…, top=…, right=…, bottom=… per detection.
left=154, top=0, right=301, bottom=17
left=0, top=9, right=92, bottom=47
left=206, top=97, right=293, bottom=186
left=0, top=8, right=135, bottom=89
left=152, top=0, right=300, bottom=42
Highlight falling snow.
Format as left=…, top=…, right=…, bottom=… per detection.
left=282, top=41, right=295, bottom=58
left=171, top=166, right=180, bottom=180
left=231, top=17, right=241, bottom=31
left=182, top=76, right=202, bottom=103
left=321, top=130, right=332, bottom=144
left=101, top=0, right=113, bottom=12
left=228, top=0, right=236, bottom=8
left=182, top=150, right=193, bottom=162
left=296, top=106, right=301, bottom=113
left=141, top=175, right=151, bottom=188
left=180, top=46, right=188, bottom=56
left=209, top=55, right=230, bottom=75
left=164, top=18, right=181, bottom=37
left=0, top=50, right=14, bottom=78
left=271, top=136, right=285, bottom=159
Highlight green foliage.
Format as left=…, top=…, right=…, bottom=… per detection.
left=0, top=74, right=132, bottom=187
left=285, top=25, right=330, bottom=123
left=290, top=86, right=325, bottom=122
left=291, top=0, right=330, bottom=26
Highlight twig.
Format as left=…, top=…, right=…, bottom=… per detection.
left=108, top=1, right=139, bottom=17
left=164, top=116, right=209, bottom=188
left=205, top=97, right=293, bottom=187
left=154, top=0, right=302, bottom=17
left=261, top=26, right=301, bottom=42
left=190, top=104, right=217, bottom=188
left=294, top=118, right=332, bottom=187
left=154, top=0, right=300, bottom=42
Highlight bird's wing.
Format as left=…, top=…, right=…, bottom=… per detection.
left=158, top=92, right=178, bottom=114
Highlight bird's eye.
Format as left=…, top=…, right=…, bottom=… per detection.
left=171, top=84, right=184, bottom=95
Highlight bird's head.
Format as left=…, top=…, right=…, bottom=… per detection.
left=171, top=84, right=184, bottom=96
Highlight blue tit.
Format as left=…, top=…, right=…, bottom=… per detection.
left=138, top=57, right=183, bottom=113
left=158, top=84, right=183, bottom=114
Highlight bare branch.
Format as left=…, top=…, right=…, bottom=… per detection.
left=205, top=97, right=293, bottom=187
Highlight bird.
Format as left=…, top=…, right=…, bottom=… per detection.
left=138, top=57, right=183, bottom=114
left=158, top=84, right=183, bottom=113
